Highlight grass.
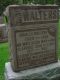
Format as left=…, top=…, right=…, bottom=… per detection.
left=0, top=43, right=9, bottom=80
left=57, top=20, right=60, bottom=59
left=0, top=20, right=60, bottom=80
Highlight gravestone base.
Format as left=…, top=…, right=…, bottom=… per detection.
left=4, top=61, right=60, bottom=80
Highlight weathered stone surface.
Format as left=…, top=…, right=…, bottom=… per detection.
left=0, top=16, right=3, bottom=24
left=6, top=5, right=59, bottom=71
left=4, top=61, right=60, bottom=80
left=0, top=24, right=8, bottom=42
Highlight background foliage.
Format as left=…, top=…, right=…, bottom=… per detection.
left=0, top=0, right=60, bottom=15
left=23, top=0, right=60, bottom=4
left=0, top=0, right=19, bottom=15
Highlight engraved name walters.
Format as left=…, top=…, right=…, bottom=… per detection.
left=13, top=9, right=58, bottom=23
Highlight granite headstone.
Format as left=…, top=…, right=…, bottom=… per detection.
left=6, top=5, right=59, bottom=72
left=0, top=16, right=3, bottom=24
left=0, top=24, right=8, bottom=42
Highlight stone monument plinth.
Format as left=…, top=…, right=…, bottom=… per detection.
left=4, top=61, right=60, bottom=80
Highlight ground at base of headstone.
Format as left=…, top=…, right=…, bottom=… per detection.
left=4, top=61, right=60, bottom=80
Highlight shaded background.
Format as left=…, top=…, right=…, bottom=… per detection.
left=0, top=0, right=60, bottom=15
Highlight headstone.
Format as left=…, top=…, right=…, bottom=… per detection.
left=0, top=24, right=8, bottom=42
left=6, top=5, right=59, bottom=72
left=0, top=26, right=3, bottom=41
left=0, top=16, right=3, bottom=24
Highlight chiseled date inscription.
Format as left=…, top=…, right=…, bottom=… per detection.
left=15, top=29, right=56, bottom=67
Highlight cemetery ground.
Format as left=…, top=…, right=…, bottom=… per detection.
left=0, top=43, right=9, bottom=80
left=0, top=20, right=60, bottom=80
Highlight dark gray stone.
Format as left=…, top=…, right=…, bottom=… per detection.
left=0, top=24, right=8, bottom=42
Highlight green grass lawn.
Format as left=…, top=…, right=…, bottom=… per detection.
left=57, top=20, right=60, bottom=59
left=0, top=20, right=60, bottom=80
left=0, top=43, right=9, bottom=80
